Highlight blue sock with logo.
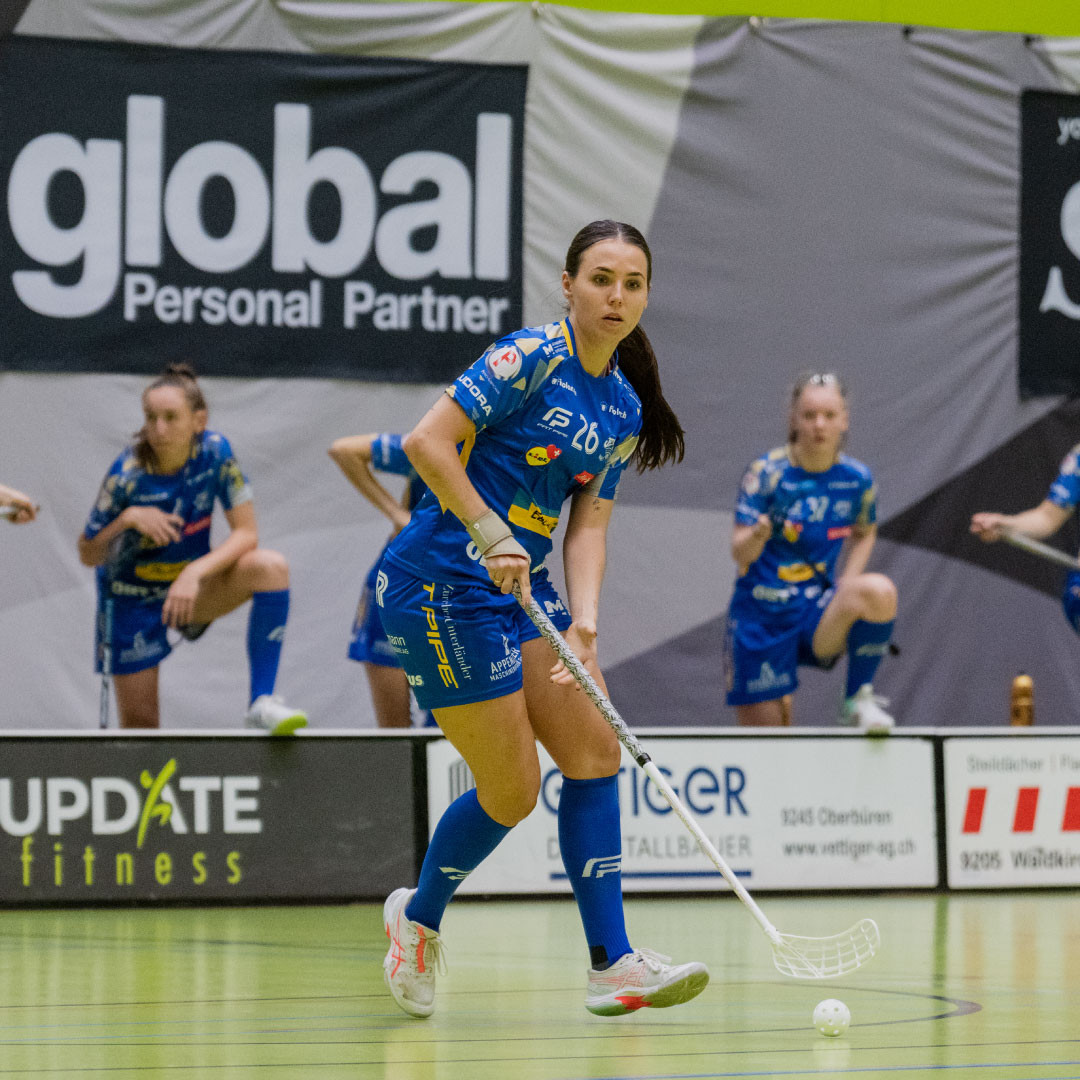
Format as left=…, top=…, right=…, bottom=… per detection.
left=406, top=788, right=510, bottom=931
left=845, top=619, right=894, bottom=697
left=247, top=589, right=289, bottom=704
left=558, top=774, right=631, bottom=969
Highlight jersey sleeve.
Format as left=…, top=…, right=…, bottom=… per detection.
left=734, top=458, right=773, bottom=526
left=593, top=433, right=639, bottom=500
left=856, top=480, right=878, bottom=526
left=1048, top=445, right=1080, bottom=510
left=83, top=454, right=131, bottom=540
left=445, top=337, right=546, bottom=432
left=210, top=435, right=253, bottom=512
left=371, top=433, right=414, bottom=478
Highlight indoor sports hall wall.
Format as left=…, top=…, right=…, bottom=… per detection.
left=3, top=1, right=1080, bottom=729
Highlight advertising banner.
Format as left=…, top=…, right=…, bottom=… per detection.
left=1019, top=89, right=1080, bottom=397
left=0, top=36, right=525, bottom=382
left=0, top=737, right=416, bottom=902
left=945, top=736, right=1080, bottom=888
left=427, top=736, right=937, bottom=893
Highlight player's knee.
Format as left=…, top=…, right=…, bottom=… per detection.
left=484, top=783, right=538, bottom=827
left=856, top=573, right=896, bottom=619
left=248, top=548, right=290, bottom=590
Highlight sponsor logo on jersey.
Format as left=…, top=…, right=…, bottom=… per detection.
left=827, top=525, right=852, bottom=540
left=751, top=584, right=793, bottom=603
left=526, top=444, right=562, bottom=466
left=182, top=515, right=212, bottom=536
left=486, top=344, right=522, bottom=381
left=782, top=521, right=802, bottom=544
left=601, top=403, right=627, bottom=419
left=134, top=561, right=188, bottom=582
left=551, top=375, right=577, bottom=395
left=574, top=470, right=595, bottom=485
left=742, top=471, right=760, bottom=495
left=829, top=480, right=860, bottom=489
left=833, top=499, right=852, bottom=517
left=777, top=562, right=819, bottom=583
left=508, top=501, right=559, bottom=537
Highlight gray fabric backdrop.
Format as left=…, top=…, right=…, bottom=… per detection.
left=3, top=5, right=1080, bottom=728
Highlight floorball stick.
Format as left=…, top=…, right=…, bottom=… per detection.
left=1000, top=530, right=1080, bottom=571
left=521, top=591, right=880, bottom=979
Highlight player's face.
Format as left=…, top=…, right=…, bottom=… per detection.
left=562, top=239, right=649, bottom=347
left=790, top=384, right=848, bottom=455
left=142, top=386, right=205, bottom=462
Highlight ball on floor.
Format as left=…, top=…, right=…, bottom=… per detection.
left=813, top=998, right=851, bottom=1037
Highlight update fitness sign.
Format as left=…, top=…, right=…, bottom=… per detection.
left=0, top=36, right=525, bottom=382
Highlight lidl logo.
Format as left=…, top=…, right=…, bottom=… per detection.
left=526, top=444, right=561, bottom=467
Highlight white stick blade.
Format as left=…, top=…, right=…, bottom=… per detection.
left=770, top=918, right=880, bottom=979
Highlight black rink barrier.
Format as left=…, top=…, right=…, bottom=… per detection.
left=0, top=731, right=430, bottom=905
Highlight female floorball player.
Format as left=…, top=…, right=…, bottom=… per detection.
left=726, top=372, right=897, bottom=732
left=328, top=432, right=432, bottom=728
left=376, top=220, right=709, bottom=1019
left=78, top=364, right=306, bottom=733
left=0, top=484, right=38, bottom=523
left=971, top=443, right=1080, bottom=630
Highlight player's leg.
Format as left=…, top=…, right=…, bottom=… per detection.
left=364, top=663, right=412, bottom=728
left=348, top=582, right=412, bottom=727
left=192, top=549, right=305, bottom=733
left=383, top=692, right=535, bottom=1018
left=373, top=569, right=536, bottom=1017
left=520, top=589, right=708, bottom=1016
left=1062, top=571, right=1080, bottom=632
left=811, top=573, right=897, bottom=731
left=725, top=609, right=799, bottom=727
left=113, top=667, right=161, bottom=728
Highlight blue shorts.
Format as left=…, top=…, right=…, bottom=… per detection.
left=348, top=581, right=399, bottom=667
left=724, top=590, right=837, bottom=706
left=374, top=561, right=572, bottom=711
left=96, top=590, right=173, bottom=676
left=1063, top=571, right=1080, bottom=633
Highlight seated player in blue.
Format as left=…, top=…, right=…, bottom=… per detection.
left=77, top=364, right=306, bottom=734
left=376, top=221, right=709, bottom=1019
left=727, top=372, right=897, bottom=733
left=971, top=443, right=1080, bottom=632
left=328, top=432, right=434, bottom=728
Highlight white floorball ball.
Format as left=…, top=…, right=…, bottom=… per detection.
left=813, top=998, right=851, bottom=1037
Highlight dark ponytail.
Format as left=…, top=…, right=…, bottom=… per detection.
left=564, top=220, right=685, bottom=472
left=133, top=362, right=208, bottom=470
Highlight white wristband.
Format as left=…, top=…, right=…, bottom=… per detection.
left=466, top=509, right=529, bottom=563
left=466, top=509, right=512, bottom=554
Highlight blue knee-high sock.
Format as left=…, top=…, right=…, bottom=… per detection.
left=406, top=788, right=510, bottom=931
left=247, top=589, right=289, bottom=703
left=845, top=619, right=894, bottom=698
left=558, top=775, right=631, bottom=969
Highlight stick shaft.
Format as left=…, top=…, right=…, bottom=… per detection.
left=1001, top=530, right=1080, bottom=571
left=523, top=595, right=780, bottom=943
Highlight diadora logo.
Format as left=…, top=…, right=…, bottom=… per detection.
left=747, top=662, right=791, bottom=695
left=581, top=855, right=622, bottom=878
left=439, top=866, right=472, bottom=881
left=961, top=786, right=1080, bottom=834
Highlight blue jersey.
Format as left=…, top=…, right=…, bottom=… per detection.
left=385, top=319, right=641, bottom=585
left=364, top=433, right=430, bottom=590
left=1048, top=444, right=1080, bottom=510
left=83, top=431, right=252, bottom=601
left=732, top=446, right=876, bottom=616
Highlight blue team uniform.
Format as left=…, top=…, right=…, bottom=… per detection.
left=378, top=319, right=641, bottom=710
left=1046, top=443, right=1080, bottom=631
left=725, top=446, right=876, bottom=705
left=348, top=434, right=429, bottom=667
left=83, top=431, right=252, bottom=675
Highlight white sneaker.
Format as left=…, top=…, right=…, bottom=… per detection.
left=841, top=684, right=894, bottom=735
left=383, top=887, right=446, bottom=1018
left=244, top=695, right=308, bottom=736
left=585, top=948, right=709, bottom=1016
